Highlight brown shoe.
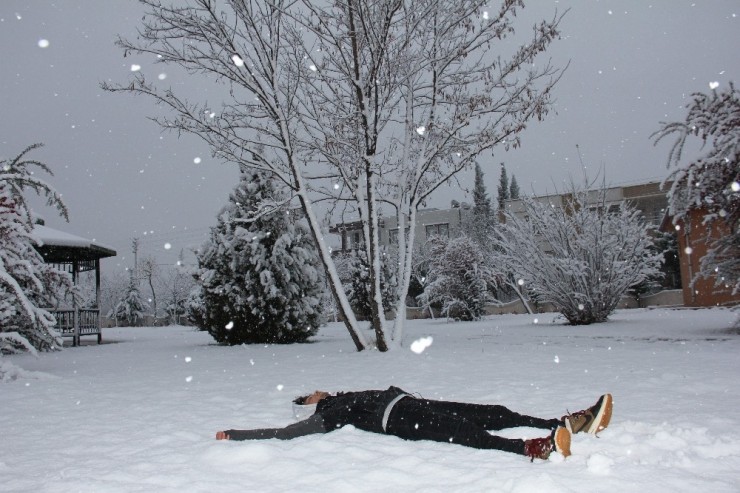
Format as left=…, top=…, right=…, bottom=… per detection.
left=524, top=427, right=571, bottom=461
left=553, top=426, right=571, bottom=457
left=563, top=394, right=613, bottom=434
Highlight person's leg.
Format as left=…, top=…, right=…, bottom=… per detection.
left=413, top=398, right=562, bottom=431
left=386, top=398, right=529, bottom=455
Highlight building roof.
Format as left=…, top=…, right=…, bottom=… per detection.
left=31, top=224, right=117, bottom=263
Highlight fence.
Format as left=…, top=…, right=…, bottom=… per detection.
left=50, top=309, right=102, bottom=346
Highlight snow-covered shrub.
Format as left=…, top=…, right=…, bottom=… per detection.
left=418, top=234, right=491, bottom=321
left=110, top=274, right=148, bottom=327
left=0, top=143, right=75, bottom=354
left=493, top=188, right=663, bottom=325
left=652, top=82, right=739, bottom=294
left=192, top=170, right=323, bottom=345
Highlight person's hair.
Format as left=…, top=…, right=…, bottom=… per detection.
left=293, top=395, right=310, bottom=405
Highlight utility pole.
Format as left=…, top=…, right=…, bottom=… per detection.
left=132, top=237, right=140, bottom=284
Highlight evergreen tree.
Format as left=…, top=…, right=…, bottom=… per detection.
left=509, top=175, right=520, bottom=200
left=338, top=249, right=396, bottom=321
left=111, top=273, right=148, bottom=326
left=497, top=163, right=510, bottom=210
left=467, top=162, right=496, bottom=246
left=192, top=170, right=323, bottom=345
left=0, top=143, right=75, bottom=354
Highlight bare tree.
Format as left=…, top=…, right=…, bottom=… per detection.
left=652, top=82, right=739, bottom=294
left=104, top=0, right=564, bottom=350
left=139, top=256, right=160, bottom=324
left=160, top=255, right=195, bottom=325
left=492, top=186, right=663, bottom=325
left=100, top=269, right=129, bottom=325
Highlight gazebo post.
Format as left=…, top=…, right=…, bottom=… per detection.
left=72, top=260, right=80, bottom=347
left=95, top=259, right=102, bottom=344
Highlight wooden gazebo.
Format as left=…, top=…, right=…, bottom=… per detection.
left=32, top=224, right=117, bottom=346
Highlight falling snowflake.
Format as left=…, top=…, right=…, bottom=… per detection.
left=158, top=73, right=167, bottom=80
left=309, top=64, right=317, bottom=72
left=684, top=246, right=693, bottom=255
left=553, top=355, right=560, bottom=364
left=232, top=54, right=244, bottom=67
left=185, top=376, right=193, bottom=382
left=164, top=243, right=172, bottom=250
left=185, top=356, right=192, bottom=363
left=194, top=157, right=202, bottom=164
left=416, top=126, right=426, bottom=135
left=225, top=321, right=234, bottom=330
left=482, top=11, right=489, bottom=20
left=130, top=64, right=141, bottom=72
left=276, top=384, right=284, bottom=391
left=38, top=39, right=50, bottom=48
left=410, top=336, right=433, bottom=354
left=709, top=81, right=720, bottom=90
left=731, top=181, right=740, bottom=192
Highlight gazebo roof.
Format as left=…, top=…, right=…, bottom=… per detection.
left=32, top=224, right=117, bottom=263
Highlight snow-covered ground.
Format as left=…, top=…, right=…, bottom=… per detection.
left=2, top=308, right=739, bottom=493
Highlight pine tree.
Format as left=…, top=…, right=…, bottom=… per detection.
left=509, top=175, right=520, bottom=200
left=0, top=144, right=75, bottom=354
left=192, top=170, right=323, bottom=345
left=467, top=162, right=496, bottom=246
left=497, top=164, right=510, bottom=210
left=111, top=273, right=148, bottom=326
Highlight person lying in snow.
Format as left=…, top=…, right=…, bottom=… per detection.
left=216, top=387, right=613, bottom=461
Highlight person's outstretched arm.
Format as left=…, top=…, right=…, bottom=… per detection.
left=217, top=414, right=327, bottom=441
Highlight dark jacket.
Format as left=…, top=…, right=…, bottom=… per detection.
left=316, top=386, right=408, bottom=433
left=224, top=386, right=408, bottom=441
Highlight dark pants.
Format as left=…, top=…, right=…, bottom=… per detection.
left=385, top=397, right=561, bottom=455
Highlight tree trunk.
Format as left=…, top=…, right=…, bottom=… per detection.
left=365, top=170, right=389, bottom=351
left=295, top=187, right=369, bottom=351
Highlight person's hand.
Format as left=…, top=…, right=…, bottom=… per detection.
left=216, top=431, right=230, bottom=440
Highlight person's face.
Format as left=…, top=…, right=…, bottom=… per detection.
left=304, top=391, right=330, bottom=405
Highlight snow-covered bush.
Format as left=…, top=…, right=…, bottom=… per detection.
left=493, top=188, right=663, bottom=325
left=418, top=234, right=491, bottom=321
left=192, top=170, right=323, bottom=345
left=0, top=143, right=75, bottom=354
left=652, top=82, right=739, bottom=294
left=109, top=274, right=148, bottom=327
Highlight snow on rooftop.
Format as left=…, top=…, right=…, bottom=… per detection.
left=31, top=224, right=115, bottom=252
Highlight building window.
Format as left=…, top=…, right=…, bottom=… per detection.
left=351, top=231, right=362, bottom=249
left=425, top=223, right=449, bottom=238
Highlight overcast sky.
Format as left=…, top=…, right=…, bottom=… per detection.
left=1, top=1, right=738, bottom=270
